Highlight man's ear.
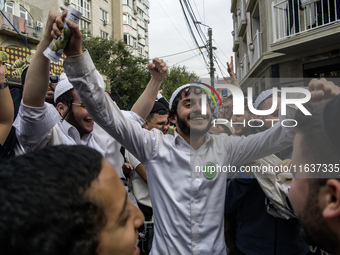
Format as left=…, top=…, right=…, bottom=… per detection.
left=143, top=119, right=149, bottom=129
left=57, top=102, right=68, bottom=117
left=169, top=114, right=177, bottom=125
left=322, top=179, right=340, bottom=218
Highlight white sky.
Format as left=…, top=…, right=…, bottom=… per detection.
left=148, top=0, right=234, bottom=79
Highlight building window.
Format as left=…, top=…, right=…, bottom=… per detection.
left=144, top=4, right=149, bottom=16
left=138, top=43, right=144, bottom=55
left=123, top=0, right=134, bottom=9
left=100, top=30, right=109, bottom=39
left=124, top=34, right=137, bottom=48
left=19, top=6, right=33, bottom=27
left=77, top=0, right=90, bottom=19
left=79, top=19, right=90, bottom=32
left=138, top=26, right=145, bottom=38
left=5, top=2, right=14, bottom=14
left=137, top=7, right=143, bottom=20
left=100, top=9, right=108, bottom=23
left=123, top=14, right=132, bottom=26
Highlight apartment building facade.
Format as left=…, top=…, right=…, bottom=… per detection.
left=0, top=0, right=150, bottom=84
left=231, top=0, right=340, bottom=94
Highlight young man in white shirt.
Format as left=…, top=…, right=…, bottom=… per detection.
left=13, top=11, right=167, bottom=174
left=55, top=11, right=338, bottom=255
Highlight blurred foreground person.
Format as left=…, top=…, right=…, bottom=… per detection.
left=289, top=84, right=340, bottom=255
left=0, top=145, right=144, bottom=255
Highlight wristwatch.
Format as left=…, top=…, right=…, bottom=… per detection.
left=0, top=79, right=8, bottom=89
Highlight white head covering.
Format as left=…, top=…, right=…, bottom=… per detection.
left=54, top=73, right=74, bottom=103
left=254, top=89, right=281, bottom=109
left=169, top=84, right=193, bottom=110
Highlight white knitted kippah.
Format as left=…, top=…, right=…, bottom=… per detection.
left=54, top=73, right=74, bottom=103
left=254, top=89, right=281, bottom=109
left=169, top=84, right=192, bottom=110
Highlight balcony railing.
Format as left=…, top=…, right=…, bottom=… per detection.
left=0, top=12, right=43, bottom=42
left=239, top=53, right=248, bottom=81
left=272, top=0, right=340, bottom=42
left=249, top=29, right=262, bottom=68
left=235, top=0, right=247, bottom=35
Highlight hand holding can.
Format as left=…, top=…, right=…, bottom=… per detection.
left=43, top=7, right=82, bottom=62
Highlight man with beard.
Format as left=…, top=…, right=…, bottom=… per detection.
left=13, top=11, right=167, bottom=163
left=57, top=11, right=340, bottom=254
left=289, top=90, right=340, bottom=255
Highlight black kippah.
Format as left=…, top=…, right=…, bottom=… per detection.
left=151, top=101, right=168, bottom=113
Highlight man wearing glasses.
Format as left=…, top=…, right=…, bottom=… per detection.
left=13, top=14, right=167, bottom=164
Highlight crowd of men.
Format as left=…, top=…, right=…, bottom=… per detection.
left=0, top=9, right=340, bottom=255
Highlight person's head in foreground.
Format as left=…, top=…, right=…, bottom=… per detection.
left=289, top=94, right=340, bottom=254
left=0, top=145, right=144, bottom=255
left=169, top=84, right=212, bottom=140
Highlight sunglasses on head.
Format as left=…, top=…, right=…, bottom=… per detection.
left=49, top=75, right=59, bottom=84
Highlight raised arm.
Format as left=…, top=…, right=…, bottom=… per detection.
left=131, top=59, right=168, bottom=119
left=0, top=58, right=14, bottom=145
left=59, top=12, right=156, bottom=163
left=22, top=11, right=61, bottom=107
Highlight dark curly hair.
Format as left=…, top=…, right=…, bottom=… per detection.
left=0, top=145, right=105, bottom=255
left=169, top=86, right=204, bottom=118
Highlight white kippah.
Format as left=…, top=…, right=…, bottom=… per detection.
left=254, top=89, right=281, bottom=109
left=54, top=73, right=74, bottom=103
left=169, top=84, right=193, bottom=110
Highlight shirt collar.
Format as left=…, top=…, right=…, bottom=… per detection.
left=173, top=130, right=214, bottom=150
left=59, top=119, right=93, bottom=144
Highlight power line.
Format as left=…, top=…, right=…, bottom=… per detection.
left=214, top=54, right=229, bottom=74
left=155, top=0, right=193, bottom=54
left=174, top=54, right=200, bottom=65
left=214, top=55, right=228, bottom=78
left=213, top=39, right=231, bottom=62
left=192, top=0, right=203, bottom=26
left=179, top=0, right=209, bottom=69
left=155, top=48, right=199, bottom=59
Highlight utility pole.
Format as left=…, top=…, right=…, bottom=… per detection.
left=208, top=28, right=215, bottom=88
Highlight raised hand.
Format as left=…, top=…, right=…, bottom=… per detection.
left=148, top=58, right=168, bottom=83
left=308, top=78, right=340, bottom=102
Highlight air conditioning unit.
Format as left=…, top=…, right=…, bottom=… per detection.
left=103, top=20, right=107, bottom=26
left=138, top=34, right=142, bottom=39
left=36, top=21, right=43, bottom=29
left=134, top=10, right=138, bottom=15
left=64, top=0, right=71, bottom=5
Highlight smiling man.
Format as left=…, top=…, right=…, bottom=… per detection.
left=13, top=11, right=167, bottom=164
left=56, top=10, right=340, bottom=255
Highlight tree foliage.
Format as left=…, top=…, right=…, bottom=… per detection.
left=82, top=35, right=150, bottom=108
left=81, top=35, right=200, bottom=107
left=160, top=65, right=200, bottom=101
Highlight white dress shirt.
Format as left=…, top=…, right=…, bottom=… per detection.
left=13, top=102, right=104, bottom=155
left=65, top=50, right=295, bottom=255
